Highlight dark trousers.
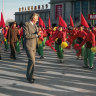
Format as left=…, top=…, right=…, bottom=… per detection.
left=26, top=48, right=36, bottom=80
left=10, top=42, right=16, bottom=58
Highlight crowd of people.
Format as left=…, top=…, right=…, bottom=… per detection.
left=0, top=13, right=96, bottom=83
left=0, top=22, right=24, bottom=60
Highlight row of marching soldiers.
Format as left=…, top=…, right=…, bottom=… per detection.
left=0, top=21, right=24, bottom=60
left=0, top=13, right=96, bottom=70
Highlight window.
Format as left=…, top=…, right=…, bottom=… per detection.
left=74, top=1, right=80, bottom=21
left=90, top=0, right=96, bottom=13
left=26, top=14, right=30, bottom=21
left=82, top=0, right=88, bottom=19
left=55, top=4, right=63, bottom=20
left=42, top=13, right=45, bottom=20
left=20, top=15, right=22, bottom=22
left=45, top=13, right=49, bottom=20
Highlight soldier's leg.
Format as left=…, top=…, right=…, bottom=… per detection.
left=38, top=43, right=43, bottom=57
left=83, top=47, right=88, bottom=67
left=4, top=39, right=8, bottom=50
left=55, top=42, right=58, bottom=50
left=16, top=40, right=20, bottom=53
left=43, top=37, right=46, bottom=47
left=57, top=45, right=64, bottom=63
left=40, top=43, right=44, bottom=59
left=13, top=42, right=16, bottom=59
left=10, top=43, right=14, bottom=58
left=57, top=44, right=60, bottom=58
left=81, top=45, right=85, bottom=58
left=88, top=48, right=95, bottom=68
left=10, top=42, right=16, bottom=59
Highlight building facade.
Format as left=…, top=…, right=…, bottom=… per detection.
left=15, top=5, right=50, bottom=26
left=15, top=0, right=96, bottom=26
left=50, top=0, right=96, bottom=26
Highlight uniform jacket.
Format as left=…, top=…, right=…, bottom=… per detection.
left=7, top=27, right=19, bottom=43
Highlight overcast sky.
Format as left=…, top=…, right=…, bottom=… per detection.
left=0, top=0, right=50, bottom=21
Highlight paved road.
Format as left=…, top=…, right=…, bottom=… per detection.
left=0, top=45, right=96, bottom=96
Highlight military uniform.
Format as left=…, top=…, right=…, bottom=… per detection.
left=7, top=27, right=20, bottom=59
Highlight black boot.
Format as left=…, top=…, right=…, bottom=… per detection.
left=0, top=56, right=2, bottom=60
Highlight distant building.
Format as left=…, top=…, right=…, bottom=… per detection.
left=15, top=5, right=50, bottom=26
left=15, top=0, right=96, bottom=27
left=50, top=0, right=96, bottom=26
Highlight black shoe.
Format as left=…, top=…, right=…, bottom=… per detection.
left=10, top=55, right=13, bottom=59
left=40, top=56, right=44, bottom=59
left=89, top=67, right=93, bottom=69
left=27, top=79, right=34, bottom=83
left=60, top=59, right=64, bottom=63
left=83, top=66, right=89, bottom=68
left=4, top=49, right=7, bottom=51
left=0, top=56, right=2, bottom=60
left=13, top=57, right=16, bottom=60
left=32, top=78, right=35, bottom=81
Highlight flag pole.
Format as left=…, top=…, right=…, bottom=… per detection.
left=2, top=0, right=4, bottom=14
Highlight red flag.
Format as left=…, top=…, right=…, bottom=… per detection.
left=59, top=16, right=67, bottom=27
left=81, top=13, right=89, bottom=28
left=70, top=16, right=74, bottom=27
left=48, top=16, right=51, bottom=27
left=39, top=17, right=45, bottom=28
left=1, top=12, right=5, bottom=28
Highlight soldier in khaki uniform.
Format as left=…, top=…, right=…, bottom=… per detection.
left=23, top=13, right=40, bottom=83
left=8, top=22, right=20, bottom=59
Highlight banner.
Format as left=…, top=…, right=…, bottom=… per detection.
left=88, top=14, right=96, bottom=20
left=55, top=4, right=63, bottom=19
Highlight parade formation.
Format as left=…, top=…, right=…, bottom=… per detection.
left=0, top=11, right=96, bottom=84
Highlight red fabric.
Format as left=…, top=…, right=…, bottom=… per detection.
left=46, top=29, right=67, bottom=51
left=70, top=16, right=74, bottom=27
left=43, top=29, right=47, bottom=37
left=39, top=17, right=45, bottom=28
left=74, top=44, right=80, bottom=50
left=79, top=31, right=95, bottom=48
left=93, top=30, right=96, bottom=46
left=48, top=16, right=51, bottom=27
left=59, top=16, right=67, bottom=28
left=76, top=49, right=81, bottom=56
left=67, top=29, right=78, bottom=45
left=1, top=12, right=5, bottom=28
left=52, top=31, right=56, bottom=36
left=47, top=29, right=53, bottom=36
left=20, top=27, right=23, bottom=37
left=67, top=30, right=87, bottom=49
left=46, top=40, right=50, bottom=46
left=81, top=14, right=89, bottom=28
left=4, top=28, right=8, bottom=38
left=45, top=40, right=56, bottom=52
left=2, top=28, right=4, bottom=35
